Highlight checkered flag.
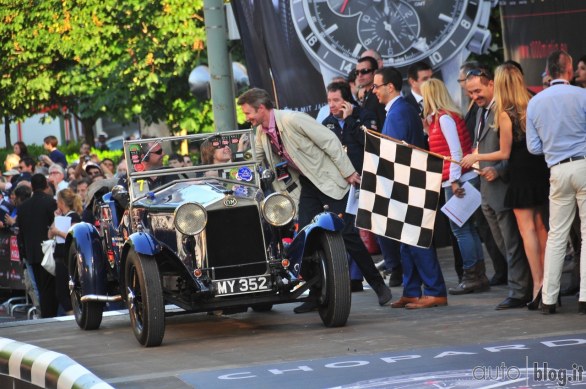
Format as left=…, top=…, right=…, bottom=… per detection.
left=356, top=131, right=444, bottom=248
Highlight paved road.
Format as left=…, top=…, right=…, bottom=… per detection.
left=1, top=248, right=585, bottom=389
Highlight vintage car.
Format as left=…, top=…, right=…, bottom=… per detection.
left=66, top=130, right=351, bottom=347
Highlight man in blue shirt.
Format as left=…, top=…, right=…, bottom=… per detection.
left=526, top=50, right=586, bottom=314
left=372, top=66, right=448, bottom=309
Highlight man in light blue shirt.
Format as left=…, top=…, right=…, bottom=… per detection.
left=526, top=50, right=586, bottom=314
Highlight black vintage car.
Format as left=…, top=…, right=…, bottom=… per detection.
left=66, top=130, right=351, bottom=347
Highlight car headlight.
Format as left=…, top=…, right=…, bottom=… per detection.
left=262, top=193, right=296, bottom=226
left=174, top=202, right=207, bottom=235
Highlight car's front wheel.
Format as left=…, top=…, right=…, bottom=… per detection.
left=125, top=249, right=165, bottom=347
left=317, top=231, right=351, bottom=327
left=69, top=241, right=104, bottom=330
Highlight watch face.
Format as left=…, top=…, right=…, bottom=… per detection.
left=291, top=0, right=482, bottom=75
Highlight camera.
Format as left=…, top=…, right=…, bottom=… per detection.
left=84, top=155, right=90, bottom=162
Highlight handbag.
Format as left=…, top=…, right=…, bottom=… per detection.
left=41, top=239, right=56, bottom=276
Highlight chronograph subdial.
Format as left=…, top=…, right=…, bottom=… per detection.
left=357, top=0, right=420, bottom=57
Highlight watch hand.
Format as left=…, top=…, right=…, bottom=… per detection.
left=384, top=0, right=390, bottom=16
left=340, top=0, right=350, bottom=13
left=383, top=21, right=404, bottom=50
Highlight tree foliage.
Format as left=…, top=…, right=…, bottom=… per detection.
left=0, top=0, right=213, bottom=144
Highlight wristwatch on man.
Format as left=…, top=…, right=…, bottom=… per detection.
left=290, top=0, right=497, bottom=103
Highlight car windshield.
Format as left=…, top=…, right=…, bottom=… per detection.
left=122, top=129, right=258, bottom=200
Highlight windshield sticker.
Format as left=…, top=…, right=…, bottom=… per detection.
left=237, top=166, right=253, bottom=182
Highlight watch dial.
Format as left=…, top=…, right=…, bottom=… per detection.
left=357, top=2, right=420, bottom=57
left=291, top=0, right=479, bottom=74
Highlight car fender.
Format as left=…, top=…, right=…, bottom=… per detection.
left=119, top=232, right=162, bottom=282
left=66, top=222, right=108, bottom=296
left=287, top=212, right=345, bottom=275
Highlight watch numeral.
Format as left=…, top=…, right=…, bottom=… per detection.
left=460, top=19, right=471, bottom=29
left=305, top=32, right=318, bottom=47
left=340, top=60, right=353, bottom=73
left=429, top=51, right=443, bottom=66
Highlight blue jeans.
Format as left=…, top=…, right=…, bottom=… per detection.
left=444, top=176, right=484, bottom=270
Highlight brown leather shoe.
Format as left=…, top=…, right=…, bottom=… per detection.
left=390, top=296, right=420, bottom=308
left=405, top=295, right=448, bottom=309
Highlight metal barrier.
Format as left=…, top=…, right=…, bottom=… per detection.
left=0, top=337, right=113, bottom=389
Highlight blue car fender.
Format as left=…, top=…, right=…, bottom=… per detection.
left=287, top=212, right=345, bottom=275
left=66, top=222, right=108, bottom=296
left=119, top=232, right=162, bottom=279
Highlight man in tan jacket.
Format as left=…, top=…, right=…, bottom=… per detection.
left=238, top=88, right=392, bottom=312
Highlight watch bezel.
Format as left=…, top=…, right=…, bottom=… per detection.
left=291, top=0, right=488, bottom=75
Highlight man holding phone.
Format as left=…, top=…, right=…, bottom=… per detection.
left=322, top=81, right=378, bottom=292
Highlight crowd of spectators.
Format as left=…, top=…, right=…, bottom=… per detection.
left=0, top=135, right=129, bottom=318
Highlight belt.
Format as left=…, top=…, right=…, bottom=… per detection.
left=286, top=182, right=298, bottom=193
left=555, top=155, right=586, bottom=165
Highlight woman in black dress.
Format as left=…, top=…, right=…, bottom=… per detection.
left=462, top=63, right=549, bottom=306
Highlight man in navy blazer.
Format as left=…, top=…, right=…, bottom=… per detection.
left=372, top=66, right=448, bottom=309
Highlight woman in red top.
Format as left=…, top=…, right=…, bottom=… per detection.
left=421, top=78, right=489, bottom=295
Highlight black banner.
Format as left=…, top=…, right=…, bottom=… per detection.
left=0, top=233, right=25, bottom=291
left=232, top=0, right=326, bottom=116
left=500, top=0, right=586, bottom=92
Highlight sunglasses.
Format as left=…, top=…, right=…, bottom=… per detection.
left=150, top=149, right=163, bottom=155
left=465, top=69, right=489, bottom=79
left=355, top=68, right=374, bottom=76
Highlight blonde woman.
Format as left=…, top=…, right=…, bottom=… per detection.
left=48, top=188, right=83, bottom=315
left=461, top=63, right=549, bottom=308
left=421, top=78, right=489, bottom=295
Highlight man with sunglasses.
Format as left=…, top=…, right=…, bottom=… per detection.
left=465, top=67, right=531, bottom=310
left=118, top=140, right=178, bottom=191
left=356, top=56, right=386, bottom=131
left=456, top=61, right=508, bottom=287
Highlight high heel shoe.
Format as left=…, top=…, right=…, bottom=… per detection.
left=527, top=287, right=542, bottom=311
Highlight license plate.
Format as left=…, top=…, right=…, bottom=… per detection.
left=213, top=275, right=271, bottom=296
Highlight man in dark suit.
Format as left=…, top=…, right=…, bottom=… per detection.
left=404, top=61, right=433, bottom=117
left=18, top=174, right=58, bottom=318
left=356, top=56, right=386, bottom=131
left=372, top=66, right=448, bottom=309
left=458, top=62, right=508, bottom=285
left=465, top=68, right=531, bottom=310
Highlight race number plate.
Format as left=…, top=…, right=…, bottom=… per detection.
left=213, top=275, right=271, bottom=296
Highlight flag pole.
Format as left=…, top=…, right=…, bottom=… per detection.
left=362, top=127, right=482, bottom=172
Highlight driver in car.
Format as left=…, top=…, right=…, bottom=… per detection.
left=118, top=140, right=179, bottom=192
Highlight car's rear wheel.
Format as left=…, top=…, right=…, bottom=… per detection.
left=317, top=231, right=351, bottom=327
left=125, top=249, right=165, bottom=347
left=69, top=241, right=104, bottom=330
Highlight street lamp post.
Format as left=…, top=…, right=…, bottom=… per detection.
left=203, top=0, right=237, bottom=133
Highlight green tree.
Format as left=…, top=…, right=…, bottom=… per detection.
left=0, top=0, right=212, bottom=146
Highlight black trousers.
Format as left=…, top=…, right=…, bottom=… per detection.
left=30, top=262, right=58, bottom=318
left=297, top=176, right=384, bottom=288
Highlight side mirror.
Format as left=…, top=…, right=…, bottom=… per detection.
left=111, top=185, right=130, bottom=209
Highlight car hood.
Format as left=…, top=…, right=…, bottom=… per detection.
left=132, top=179, right=259, bottom=211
